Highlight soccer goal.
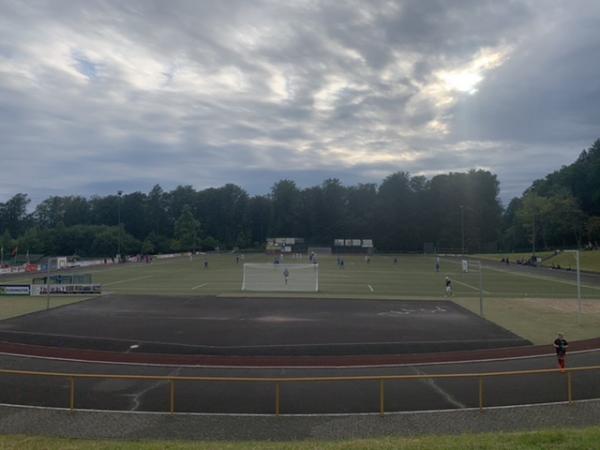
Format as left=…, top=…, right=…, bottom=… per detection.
left=241, top=263, right=319, bottom=292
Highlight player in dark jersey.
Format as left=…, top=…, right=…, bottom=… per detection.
left=554, top=332, right=568, bottom=372
left=445, top=277, right=452, bottom=296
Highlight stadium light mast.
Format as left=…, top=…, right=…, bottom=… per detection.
left=117, top=190, right=123, bottom=262
left=460, top=205, right=465, bottom=255
left=565, top=249, right=582, bottom=324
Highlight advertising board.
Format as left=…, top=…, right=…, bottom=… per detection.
left=0, top=285, right=31, bottom=296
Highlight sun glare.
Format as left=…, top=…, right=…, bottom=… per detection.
left=439, top=71, right=483, bottom=94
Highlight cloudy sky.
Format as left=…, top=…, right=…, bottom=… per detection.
left=1, top=0, right=599, bottom=206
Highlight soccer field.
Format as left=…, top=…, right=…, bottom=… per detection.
left=1, top=253, right=599, bottom=344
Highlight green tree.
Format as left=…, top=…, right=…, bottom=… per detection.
left=174, top=206, right=202, bottom=252
left=586, top=217, right=600, bottom=246
left=270, top=180, right=301, bottom=237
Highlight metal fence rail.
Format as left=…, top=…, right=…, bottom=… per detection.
left=1, top=365, right=599, bottom=416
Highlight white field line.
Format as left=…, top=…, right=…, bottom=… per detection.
left=127, top=367, right=182, bottom=411
left=368, top=284, right=374, bottom=292
left=484, top=265, right=600, bottom=291
left=452, top=279, right=491, bottom=295
left=191, top=283, right=208, bottom=290
left=411, top=367, right=466, bottom=409
left=104, top=275, right=153, bottom=286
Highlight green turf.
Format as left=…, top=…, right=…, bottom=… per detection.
left=0, top=296, right=91, bottom=320
left=1, top=253, right=599, bottom=344
left=2, top=426, right=600, bottom=449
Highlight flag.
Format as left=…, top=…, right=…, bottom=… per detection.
left=11, top=246, right=18, bottom=257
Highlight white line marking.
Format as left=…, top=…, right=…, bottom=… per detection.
left=411, top=367, right=466, bottom=409
left=484, top=264, right=600, bottom=291
left=1, top=397, right=599, bottom=417
left=104, top=275, right=153, bottom=286
left=191, top=283, right=208, bottom=290
left=126, top=367, right=181, bottom=411
left=1, top=347, right=598, bottom=370
left=452, top=279, right=490, bottom=294
left=444, top=257, right=600, bottom=292
left=368, top=284, right=374, bottom=292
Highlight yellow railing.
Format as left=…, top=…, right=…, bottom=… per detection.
left=1, top=365, right=599, bottom=416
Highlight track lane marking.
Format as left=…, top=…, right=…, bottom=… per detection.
left=368, top=284, right=374, bottom=292
left=191, top=283, right=209, bottom=290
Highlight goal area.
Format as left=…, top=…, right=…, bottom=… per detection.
left=241, top=263, right=319, bottom=292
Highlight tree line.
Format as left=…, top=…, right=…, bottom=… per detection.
left=0, top=139, right=599, bottom=259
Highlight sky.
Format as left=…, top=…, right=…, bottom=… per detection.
left=1, top=0, right=599, bottom=207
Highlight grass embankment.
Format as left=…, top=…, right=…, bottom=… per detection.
left=475, top=251, right=555, bottom=263
left=475, top=250, right=600, bottom=273
left=543, top=250, right=600, bottom=273
left=2, top=427, right=600, bottom=449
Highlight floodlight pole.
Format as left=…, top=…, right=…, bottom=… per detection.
left=479, top=261, right=484, bottom=317
left=46, top=257, right=51, bottom=310
left=565, top=250, right=582, bottom=324
left=117, top=190, right=123, bottom=262
left=460, top=205, right=465, bottom=255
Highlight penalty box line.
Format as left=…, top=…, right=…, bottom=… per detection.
left=452, top=279, right=491, bottom=295
left=483, top=264, right=600, bottom=292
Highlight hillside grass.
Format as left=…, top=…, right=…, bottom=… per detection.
left=476, top=250, right=600, bottom=273
left=542, top=250, right=600, bottom=273
left=2, top=426, right=600, bottom=449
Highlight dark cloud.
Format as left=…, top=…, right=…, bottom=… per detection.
left=0, top=0, right=597, bottom=206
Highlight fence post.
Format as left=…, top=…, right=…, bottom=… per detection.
left=170, top=379, right=176, bottom=414
left=69, top=377, right=75, bottom=412
left=567, top=372, right=573, bottom=404
left=379, top=379, right=385, bottom=417
left=479, top=377, right=484, bottom=412
left=275, top=382, right=281, bottom=416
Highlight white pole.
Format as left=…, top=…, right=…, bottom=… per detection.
left=241, top=264, right=246, bottom=291
left=576, top=250, right=581, bottom=324
left=565, top=250, right=582, bottom=324
left=46, top=257, right=51, bottom=310
left=479, top=261, right=483, bottom=317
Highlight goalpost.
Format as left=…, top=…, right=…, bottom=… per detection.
left=241, top=263, right=319, bottom=292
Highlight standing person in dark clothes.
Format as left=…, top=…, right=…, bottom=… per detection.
left=554, top=332, right=568, bottom=372
left=283, top=267, right=289, bottom=285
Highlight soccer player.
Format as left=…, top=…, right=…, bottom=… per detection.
left=554, top=333, right=568, bottom=372
left=445, top=277, right=453, bottom=297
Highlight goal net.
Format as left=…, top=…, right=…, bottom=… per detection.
left=242, top=263, right=319, bottom=292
